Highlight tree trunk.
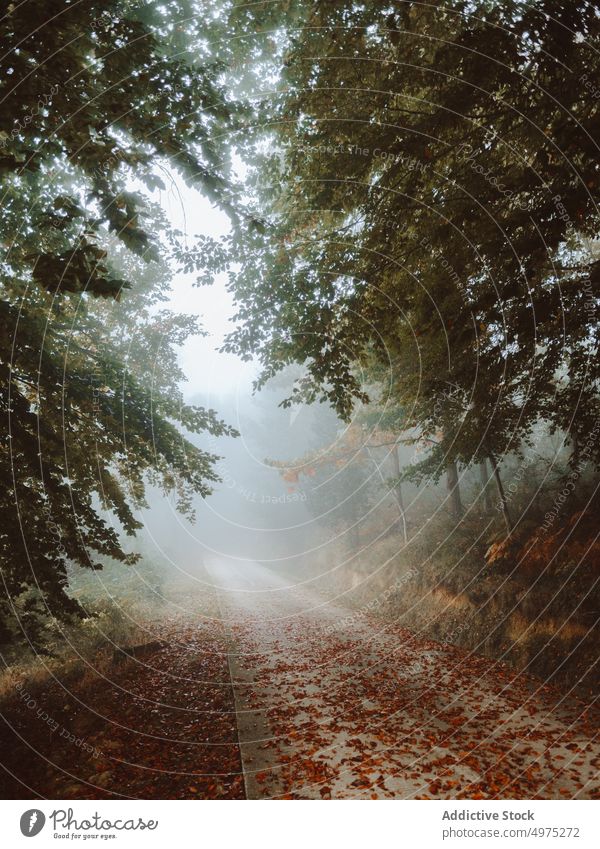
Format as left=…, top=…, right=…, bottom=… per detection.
left=488, top=451, right=513, bottom=533
left=347, top=502, right=360, bottom=549
left=390, top=442, right=408, bottom=543
left=571, top=431, right=580, bottom=467
left=446, top=461, right=464, bottom=519
left=479, top=459, right=493, bottom=512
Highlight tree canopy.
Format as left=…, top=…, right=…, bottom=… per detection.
left=2, top=0, right=600, bottom=647
left=0, top=0, right=237, bottom=645
left=211, top=0, right=600, bottom=492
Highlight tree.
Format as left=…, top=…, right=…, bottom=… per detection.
left=479, top=459, right=494, bottom=514
left=0, top=1, right=237, bottom=646
left=213, top=0, right=600, bottom=511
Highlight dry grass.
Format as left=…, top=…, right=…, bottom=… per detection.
left=507, top=611, right=589, bottom=645
left=0, top=569, right=221, bottom=711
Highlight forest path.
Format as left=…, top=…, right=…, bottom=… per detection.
left=206, top=557, right=600, bottom=799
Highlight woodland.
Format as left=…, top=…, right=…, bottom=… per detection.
left=0, top=0, right=598, bottom=802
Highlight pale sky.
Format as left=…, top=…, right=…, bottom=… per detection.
left=154, top=170, right=256, bottom=401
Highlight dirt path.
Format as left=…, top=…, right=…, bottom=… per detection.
left=206, top=558, right=600, bottom=800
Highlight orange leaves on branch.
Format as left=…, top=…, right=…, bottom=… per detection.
left=267, top=423, right=406, bottom=491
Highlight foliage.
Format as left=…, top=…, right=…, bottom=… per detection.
left=0, top=1, right=237, bottom=645
left=207, top=0, right=600, bottom=486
